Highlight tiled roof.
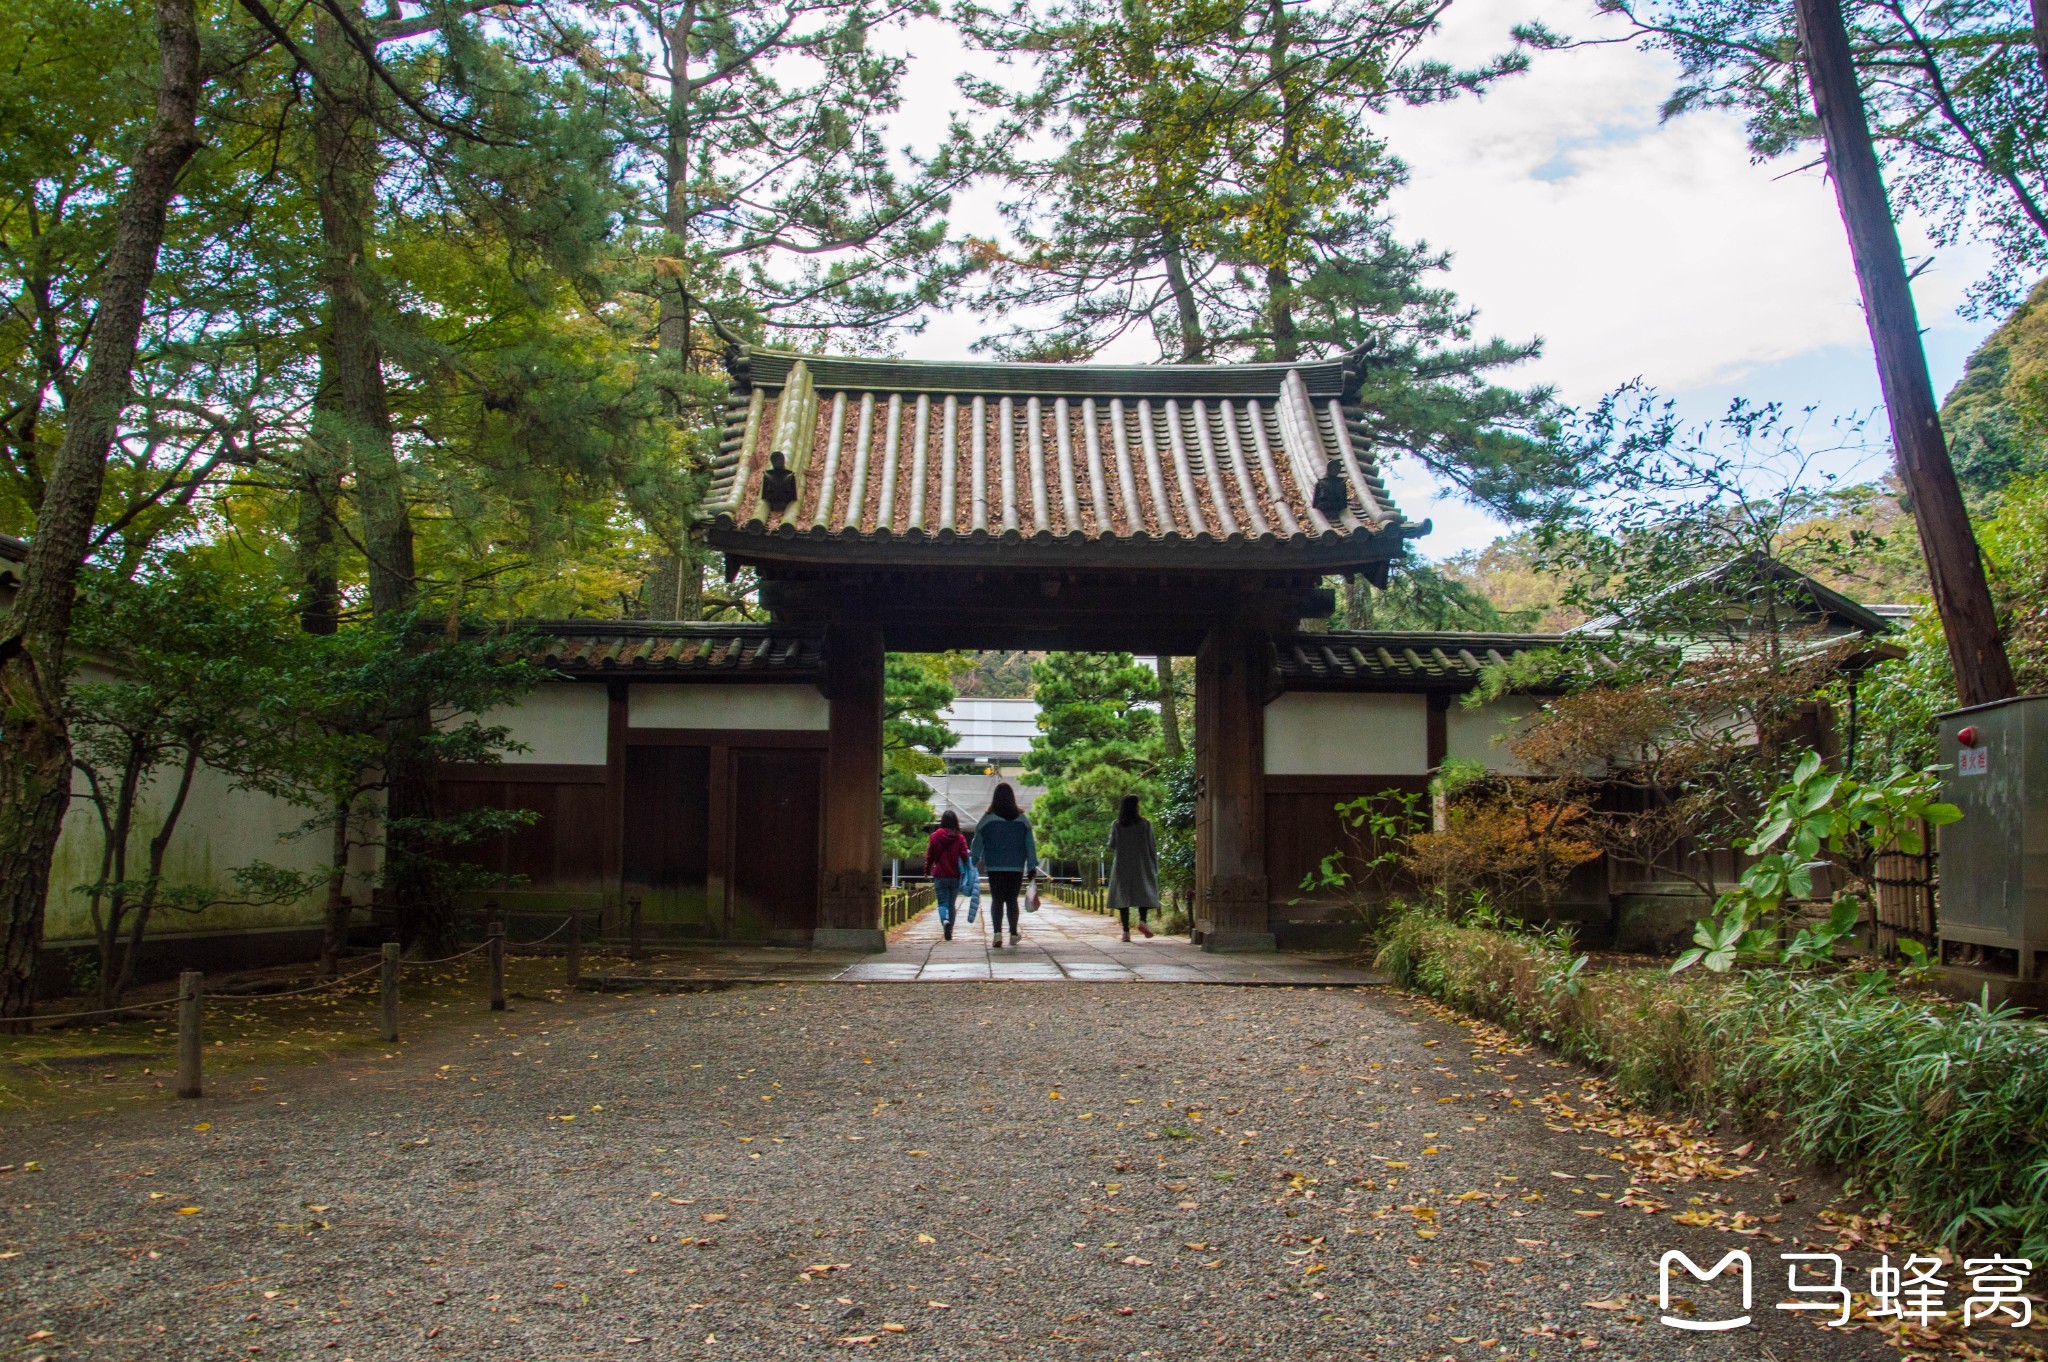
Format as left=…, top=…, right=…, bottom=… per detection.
left=520, top=622, right=823, bottom=678
left=1275, top=632, right=1587, bottom=689
left=701, top=349, right=1426, bottom=567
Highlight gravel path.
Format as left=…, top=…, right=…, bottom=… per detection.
left=1, top=981, right=1905, bottom=1360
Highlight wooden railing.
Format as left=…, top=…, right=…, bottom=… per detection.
left=1054, top=882, right=1109, bottom=914
left=1872, top=821, right=1937, bottom=956
left=882, top=883, right=937, bottom=930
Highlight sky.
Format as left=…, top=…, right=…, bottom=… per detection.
left=874, top=0, right=2004, bottom=561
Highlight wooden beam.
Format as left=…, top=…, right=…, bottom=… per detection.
left=624, top=727, right=828, bottom=748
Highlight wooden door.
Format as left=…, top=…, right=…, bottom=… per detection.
left=730, top=747, right=823, bottom=942
left=622, top=745, right=712, bottom=931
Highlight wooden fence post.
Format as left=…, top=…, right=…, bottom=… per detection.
left=379, top=941, right=400, bottom=1042
left=175, top=971, right=203, bottom=1099
left=628, top=895, right=643, bottom=962
left=488, top=918, right=506, bottom=1011
left=566, top=911, right=582, bottom=987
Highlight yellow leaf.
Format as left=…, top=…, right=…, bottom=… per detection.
left=176, top=1206, right=202, bottom=1215
left=916, top=1233, right=936, bottom=1244
left=881, top=1323, right=906, bottom=1333
left=906, top=1150, right=929, bottom=1157
left=192, top=1123, right=212, bottom=1132
left=702, top=1213, right=728, bottom=1223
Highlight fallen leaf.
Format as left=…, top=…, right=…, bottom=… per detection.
left=915, top=1233, right=935, bottom=1244
left=881, top=1323, right=906, bottom=1333
left=192, top=1123, right=212, bottom=1132
left=176, top=1206, right=201, bottom=1215
left=1583, top=1299, right=1627, bottom=1310
left=1120, top=1255, right=1153, bottom=1266
left=701, top=1213, right=727, bottom=1223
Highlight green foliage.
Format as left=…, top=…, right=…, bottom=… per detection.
left=67, top=560, right=305, bottom=1003
left=1020, top=652, right=1163, bottom=860
left=961, top=0, right=1576, bottom=517
left=1710, top=973, right=2048, bottom=1258
left=882, top=654, right=958, bottom=860
left=250, top=615, right=545, bottom=915
left=1327, top=560, right=1535, bottom=631
left=1297, top=788, right=1429, bottom=931
left=1377, top=905, right=2048, bottom=1256
left=1940, top=278, right=2048, bottom=503
left=1155, top=753, right=1197, bottom=907
left=1673, top=752, right=1961, bottom=974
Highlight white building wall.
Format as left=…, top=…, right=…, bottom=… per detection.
left=628, top=682, right=830, bottom=731
left=479, top=683, right=610, bottom=764
left=1264, top=692, right=1428, bottom=775
left=1446, top=696, right=1541, bottom=775
left=44, top=761, right=346, bottom=946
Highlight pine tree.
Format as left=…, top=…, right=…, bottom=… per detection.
left=1020, top=653, right=1164, bottom=860
left=963, top=0, right=1576, bottom=516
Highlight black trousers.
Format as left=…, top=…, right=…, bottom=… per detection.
left=987, top=871, right=1024, bottom=935
left=1117, top=905, right=1153, bottom=930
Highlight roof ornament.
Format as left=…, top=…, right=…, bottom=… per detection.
left=761, top=450, right=798, bottom=512
left=1311, top=458, right=1351, bottom=519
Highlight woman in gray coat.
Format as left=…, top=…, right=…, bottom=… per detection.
left=1105, top=794, right=1160, bottom=942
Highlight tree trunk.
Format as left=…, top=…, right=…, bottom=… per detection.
left=295, top=347, right=344, bottom=636
left=0, top=0, right=203, bottom=1024
left=1156, top=655, right=1183, bottom=762
left=321, top=799, right=352, bottom=976
left=2032, top=0, right=2048, bottom=89
left=110, top=745, right=199, bottom=1004
left=1160, top=234, right=1207, bottom=362
left=1793, top=0, right=2016, bottom=707
left=312, top=4, right=447, bottom=952
left=312, top=4, right=414, bottom=620
left=658, top=0, right=698, bottom=356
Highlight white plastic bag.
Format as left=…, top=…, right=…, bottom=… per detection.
left=1025, top=880, right=1041, bottom=913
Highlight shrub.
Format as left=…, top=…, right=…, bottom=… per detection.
left=1376, top=905, right=2048, bottom=1257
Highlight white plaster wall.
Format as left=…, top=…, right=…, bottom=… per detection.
left=45, top=760, right=344, bottom=945
left=1264, top=692, right=1428, bottom=775
left=480, top=683, right=610, bottom=764
left=1446, top=696, right=1542, bottom=775
left=629, top=682, right=830, bottom=731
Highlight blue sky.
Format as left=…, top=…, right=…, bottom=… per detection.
left=886, top=0, right=2006, bottom=559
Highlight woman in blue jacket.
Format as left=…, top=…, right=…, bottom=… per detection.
left=971, top=782, right=1039, bottom=947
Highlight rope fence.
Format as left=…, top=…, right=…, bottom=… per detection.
left=12, top=906, right=610, bottom=1098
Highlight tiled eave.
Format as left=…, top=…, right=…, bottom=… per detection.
left=701, top=347, right=1426, bottom=570
left=1274, top=631, right=1596, bottom=692
left=513, top=622, right=824, bottom=681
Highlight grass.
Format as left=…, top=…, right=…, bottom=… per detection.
left=0, top=952, right=618, bottom=1120
left=1373, top=905, right=2048, bottom=1258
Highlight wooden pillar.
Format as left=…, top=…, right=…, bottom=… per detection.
left=1195, top=620, right=1275, bottom=951
left=816, top=621, right=886, bottom=951
left=603, top=680, right=628, bottom=933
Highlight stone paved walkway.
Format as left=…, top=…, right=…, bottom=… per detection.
left=836, top=900, right=1379, bottom=984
